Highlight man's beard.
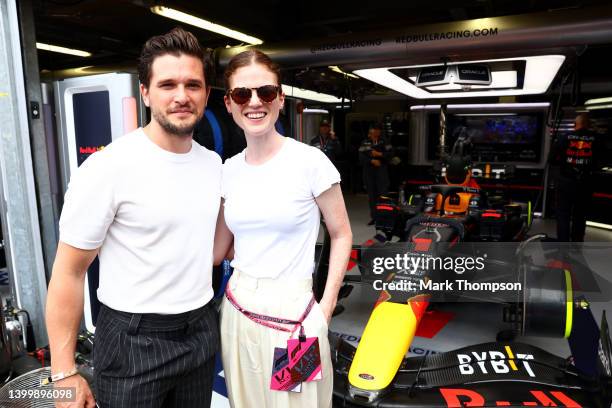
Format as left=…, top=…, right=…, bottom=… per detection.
left=151, top=106, right=201, bottom=137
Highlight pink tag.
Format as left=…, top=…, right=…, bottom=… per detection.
left=287, top=337, right=322, bottom=382
left=270, top=347, right=302, bottom=392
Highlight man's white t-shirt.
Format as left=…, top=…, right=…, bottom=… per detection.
left=222, top=137, right=340, bottom=280
left=59, top=129, right=221, bottom=314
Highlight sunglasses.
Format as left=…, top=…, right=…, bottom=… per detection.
left=227, top=85, right=280, bottom=105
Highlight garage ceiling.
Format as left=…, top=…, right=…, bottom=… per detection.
left=32, top=0, right=612, bottom=100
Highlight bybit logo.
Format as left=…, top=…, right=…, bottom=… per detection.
left=457, top=346, right=535, bottom=377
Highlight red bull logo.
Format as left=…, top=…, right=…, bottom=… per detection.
left=568, top=140, right=591, bottom=150
left=440, top=388, right=582, bottom=407
left=79, top=145, right=105, bottom=154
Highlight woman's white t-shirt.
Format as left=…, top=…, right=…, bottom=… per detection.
left=222, top=137, right=340, bottom=279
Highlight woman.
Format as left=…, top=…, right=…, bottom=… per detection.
left=214, top=50, right=352, bottom=408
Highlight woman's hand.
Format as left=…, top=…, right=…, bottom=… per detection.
left=318, top=297, right=336, bottom=324
left=315, top=184, right=352, bottom=326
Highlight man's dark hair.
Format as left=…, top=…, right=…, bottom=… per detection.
left=138, top=27, right=214, bottom=88
left=575, top=113, right=590, bottom=130
left=370, top=123, right=383, bottom=131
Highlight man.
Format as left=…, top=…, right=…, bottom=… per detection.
left=552, top=113, right=600, bottom=242
left=45, top=27, right=221, bottom=408
left=310, top=119, right=343, bottom=165
left=359, top=123, right=393, bottom=225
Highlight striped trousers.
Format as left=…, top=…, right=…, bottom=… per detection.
left=93, top=301, right=219, bottom=408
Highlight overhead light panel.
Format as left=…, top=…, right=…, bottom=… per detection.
left=409, top=102, right=550, bottom=111
left=151, top=6, right=263, bottom=45
left=329, top=66, right=359, bottom=79
left=585, top=97, right=612, bottom=111
left=354, top=55, right=565, bottom=99
left=455, top=113, right=517, bottom=116
left=585, top=97, right=612, bottom=105
left=281, top=85, right=343, bottom=103
left=586, top=104, right=612, bottom=111
left=303, top=108, right=329, bottom=114
left=36, top=42, right=91, bottom=57
left=586, top=221, right=612, bottom=231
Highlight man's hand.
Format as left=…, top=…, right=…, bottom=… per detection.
left=371, top=150, right=383, bottom=158
left=54, top=374, right=95, bottom=408
left=46, top=242, right=98, bottom=408
left=329, top=130, right=336, bottom=140
left=371, top=159, right=381, bottom=167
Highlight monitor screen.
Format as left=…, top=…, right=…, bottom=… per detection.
left=428, top=113, right=544, bottom=162
left=73, top=90, right=112, bottom=166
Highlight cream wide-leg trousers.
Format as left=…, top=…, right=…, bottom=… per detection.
left=220, top=270, right=333, bottom=408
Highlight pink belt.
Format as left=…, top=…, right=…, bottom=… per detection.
left=225, top=285, right=315, bottom=339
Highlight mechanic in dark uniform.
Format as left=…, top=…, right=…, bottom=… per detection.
left=359, top=123, right=393, bottom=225
left=552, top=113, right=600, bottom=242
left=310, top=119, right=343, bottom=166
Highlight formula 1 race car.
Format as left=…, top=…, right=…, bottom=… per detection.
left=329, top=232, right=612, bottom=407
left=330, top=233, right=593, bottom=404
left=373, top=135, right=532, bottom=245
left=331, top=314, right=612, bottom=407
left=327, top=136, right=612, bottom=407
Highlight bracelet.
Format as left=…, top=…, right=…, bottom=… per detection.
left=40, top=367, right=79, bottom=386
